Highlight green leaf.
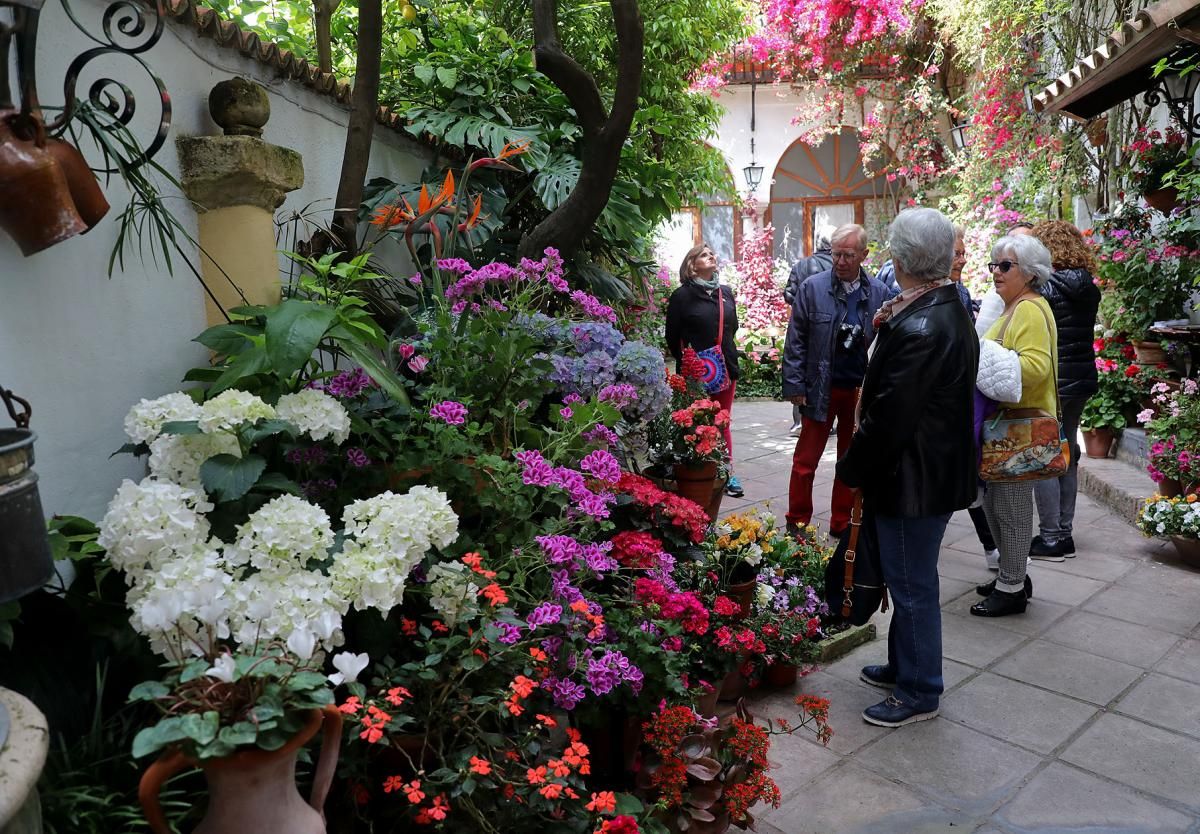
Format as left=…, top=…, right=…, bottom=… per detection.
left=200, top=454, right=267, bottom=502
left=240, top=419, right=298, bottom=446
left=128, top=681, right=170, bottom=701
left=338, top=340, right=410, bottom=406
left=159, top=420, right=202, bottom=435
left=180, top=712, right=220, bottom=746
left=132, top=717, right=190, bottom=758
left=436, top=67, right=459, bottom=88
left=414, top=64, right=435, bottom=85
left=253, top=473, right=302, bottom=495
left=195, top=323, right=260, bottom=355
left=217, top=721, right=259, bottom=748
left=210, top=349, right=270, bottom=394
left=265, top=300, right=337, bottom=379
left=614, top=794, right=644, bottom=815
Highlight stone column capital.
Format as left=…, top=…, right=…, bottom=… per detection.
left=177, top=135, right=304, bottom=213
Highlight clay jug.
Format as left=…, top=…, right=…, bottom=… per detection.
left=0, top=112, right=86, bottom=255
left=140, top=706, right=343, bottom=834
left=45, top=137, right=109, bottom=230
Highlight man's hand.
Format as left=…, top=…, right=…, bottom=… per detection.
left=789, top=395, right=807, bottom=406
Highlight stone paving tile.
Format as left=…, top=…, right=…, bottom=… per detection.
left=938, top=577, right=977, bottom=607
left=964, top=595, right=1073, bottom=637
left=1018, top=567, right=1108, bottom=607
left=1083, top=584, right=1200, bottom=635
left=820, top=641, right=977, bottom=693
left=1120, top=561, right=1200, bottom=598
left=753, top=671, right=890, bottom=755
left=995, top=762, right=1195, bottom=833
left=1114, top=673, right=1200, bottom=740
left=1045, top=610, right=1181, bottom=668
left=939, top=611, right=1027, bottom=667
left=763, top=733, right=842, bottom=800
left=1155, top=638, right=1200, bottom=684
left=1061, top=712, right=1200, bottom=810
left=855, top=718, right=1042, bottom=814
left=940, top=672, right=1099, bottom=755
left=991, top=639, right=1144, bottom=705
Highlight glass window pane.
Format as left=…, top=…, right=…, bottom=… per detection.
left=701, top=205, right=735, bottom=265
left=811, top=204, right=856, bottom=251
left=772, top=204, right=806, bottom=263
left=655, top=211, right=697, bottom=275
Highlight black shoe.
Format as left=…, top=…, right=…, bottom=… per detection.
left=975, top=574, right=1032, bottom=599
left=1029, top=535, right=1068, bottom=562
left=970, top=589, right=1028, bottom=617
left=860, top=664, right=896, bottom=690
left=1060, top=535, right=1076, bottom=557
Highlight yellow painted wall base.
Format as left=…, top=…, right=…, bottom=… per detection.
left=198, top=205, right=281, bottom=326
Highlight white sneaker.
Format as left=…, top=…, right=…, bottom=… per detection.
left=788, top=422, right=803, bottom=438
left=985, top=548, right=1000, bottom=571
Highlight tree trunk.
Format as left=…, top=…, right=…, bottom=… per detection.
left=330, top=0, right=382, bottom=254
left=518, top=0, right=644, bottom=260
left=313, top=0, right=341, bottom=74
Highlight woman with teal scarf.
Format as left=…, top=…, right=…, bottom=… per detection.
left=665, top=243, right=743, bottom=497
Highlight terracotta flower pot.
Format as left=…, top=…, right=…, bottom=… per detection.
left=717, top=666, right=747, bottom=702
left=695, top=686, right=720, bottom=718
left=1082, top=428, right=1115, bottom=459
left=763, top=662, right=798, bottom=688
left=139, top=706, right=343, bottom=834
left=673, top=461, right=719, bottom=518
left=1144, top=187, right=1181, bottom=214
left=724, top=578, right=756, bottom=620
left=1132, top=340, right=1168, bottom=365
left=1159, top=477, right=1184, bottom=498
left=1170, top=535, right=1200, bottom=569
left=0, top=111, right=87, bottom=255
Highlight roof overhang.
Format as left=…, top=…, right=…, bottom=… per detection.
left=1034, top=0, right=1200, bottom=121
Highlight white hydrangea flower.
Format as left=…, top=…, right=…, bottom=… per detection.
left=329, top=539, right=409, bottom=613
left=426, top=560, right=480, bottom=628
left=148, top=432, right=241, bottom=492
left=128, top=544, right=234, bottom=657
left=97, top=479, right=214, bottom=583
left=275, top=389, right=351, bottom=444
left=197, top=389, right=275, bottom=434
left=223, top=495, right=334, bottom=573
left=123, top=392, right=203, bottom=444
left=229, top=568, right=346, bottom=660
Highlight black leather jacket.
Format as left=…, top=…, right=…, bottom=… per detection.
left=784, top=248, right=834, bottom=306
left=1040, top=267, right=1100, bottom=398
left=836, top=285, right=979, bottom=518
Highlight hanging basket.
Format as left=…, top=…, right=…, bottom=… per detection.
left=0, top=386, right=53, bottom=604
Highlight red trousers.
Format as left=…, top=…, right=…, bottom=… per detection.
left=786, top=385, right=857, bottom=533
left=712, top=381, right=736, bottom=461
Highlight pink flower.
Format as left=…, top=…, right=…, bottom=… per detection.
left=397, top=343, right=416, bottom=360
left=429, top=400, right=468, bottom=425
left=407, top=355, right=429, bottom=373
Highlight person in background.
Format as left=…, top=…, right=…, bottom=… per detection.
left=1028, top=220, right=1102, bottom=561
left=781, top=224, right=889, bottom=538
left=665, top=243, right=745, bottom=498
left=971, top=235, right=1057, bottom=617
left=874, top=259, right=901, bottom=298
left=784, top=235, right=834, bottom=437
left=836, top=207, right=978, bottom=727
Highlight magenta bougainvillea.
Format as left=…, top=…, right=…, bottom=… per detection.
left=730, top=225, right=790, bottom=331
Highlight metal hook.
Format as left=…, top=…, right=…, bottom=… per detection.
left=1, top=386, right=31, bottom=428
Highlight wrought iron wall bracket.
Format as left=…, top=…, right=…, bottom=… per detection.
left=0, top=0, right=171, bottom=169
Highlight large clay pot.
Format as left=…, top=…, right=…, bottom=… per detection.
left=0, top=112, right=87, bottom=255
left=673, top=461, right=719, bottom=518
left=44, top=137, right=109, bottom=230
left=140, top=706, right=343, bottom=834
left=763, top=662, right=799, bottom=688
left=1132, top=340, right=1168, bottom=365
left=1170, top=536, right=1200, bottom=569
left=1159, top=477, right=1183, bottom=498
left=1144, top=187, right=1182, bottom=214
left=724, top=578, right=756, bottom=619
left=1082, top=428, right=1115, bottom=459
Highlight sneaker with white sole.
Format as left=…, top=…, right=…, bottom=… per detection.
left=862, top=695, right=939, bottom=727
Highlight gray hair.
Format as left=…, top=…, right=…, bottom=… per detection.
left=830, top=224, right=867, bottom=250
left=888, top=208, right=956, bottom=282
left=990, top=234, right=1052, bottom=289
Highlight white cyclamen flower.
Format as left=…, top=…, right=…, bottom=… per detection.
left=206, top=653, right=237, bottom=683
left=275, top=389, right=351, bottom=444
left=328, top=651, right=370, bottom=686
left=197, top=389, right=275, bottom=434
left=97, top=479, right=214, bottom=583
left=123, top=392, right=203, bottom=444
left=148, top=432, right=241, bottom=492
left=224, top=494, right=334, bottom=572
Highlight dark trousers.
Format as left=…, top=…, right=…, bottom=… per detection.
left=968, top=505, right=996, bottom=551
left=876, top=512, right=951, bottom=712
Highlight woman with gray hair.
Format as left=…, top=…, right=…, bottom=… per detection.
left=836, top=208, right=978, bottom=727
left=971, top=234, right=1057, bottom=617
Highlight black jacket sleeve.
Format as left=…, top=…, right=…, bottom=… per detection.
left=665, top=288, right=684, bottom=363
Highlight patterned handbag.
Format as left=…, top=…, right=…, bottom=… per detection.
left=694, top=287, right=731, bottom=395
left=979, top=301, right=1070, bottom=483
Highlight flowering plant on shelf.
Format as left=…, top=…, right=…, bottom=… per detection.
left=1122, top=127, right=1190, bottom=195
left=1142, top=378, right=1200, bottom=468
left=1137, top=493, right=1200, bottom=539
left=103, top=389, right=459, bottom=759
left=705, top=509, right=779, bottom=587
left=1080, top=337, right=1142, bottom=432
left=1145, top=434, right=1200, bottom=491
left=663, top=398, right=729, bottom=468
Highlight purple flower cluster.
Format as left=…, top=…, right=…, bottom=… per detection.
left=598, top=383, right=639, bottom=409
left=586, top=650, right=643, bottom=695
left=494, top=622, right=523, bottom=644
left=514, top=449, right=616, bottom=519
left=570, top=289, right=617, bottom=323
left=537, top=535, right=583, bottom=568
left=429, top=400, right=468, bottom=425
left=544, top=676, right=586, bottom=710
left=526, top=602, right=564, bottom=628
left=326, top=367, right=372, bottom=399
left=579, top=449, right=621, bottom=484
left=346, top=447, right=372, bottom=468
left=516, top=449, right=555, bottom=486
left=583, top=424, right=620, bottom=448
left=301, top=478, right=337, bottom=500
left=550, top=569, right=584, bottom=603
left=286, top=446, right=328, bottom=465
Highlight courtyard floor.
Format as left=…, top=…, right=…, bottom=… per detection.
left=724, top=400, right=1200, bottom=834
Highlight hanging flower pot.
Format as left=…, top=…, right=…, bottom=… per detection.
left=0, top=387, right=53, bottom=604
left=1143, top=187, right=1182, bottom=214
left=140, top=706, right=343, bottom=834
left=1082, top=428, right=1115, bottom=459
left=0, top=111, right=87, bottom=255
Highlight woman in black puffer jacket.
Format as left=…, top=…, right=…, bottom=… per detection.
left=1029, top=220, right=1101, bottom=561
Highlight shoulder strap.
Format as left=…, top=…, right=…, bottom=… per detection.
left=715, top=287, right=725, bottom=348
left=841, top=491, right=864, bottom=620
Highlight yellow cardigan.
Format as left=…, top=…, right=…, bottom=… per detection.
left=983, top=297, right=1057, bottom=415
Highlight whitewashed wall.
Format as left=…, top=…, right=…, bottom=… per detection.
left=0, top=0, right=431, bottom=519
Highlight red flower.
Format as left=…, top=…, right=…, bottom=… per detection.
left=1125, top=364, right=1140, bottom=378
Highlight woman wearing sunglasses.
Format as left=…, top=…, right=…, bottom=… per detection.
left=971, top=235, right=1057, bottom=617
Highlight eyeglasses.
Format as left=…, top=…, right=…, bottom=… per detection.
left=987, top=260, right=1017, bottom=273
left=831, top=251, right=863, bottom=261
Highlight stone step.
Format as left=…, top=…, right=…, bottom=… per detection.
left=1115, top=427, right=1149, bottom=468
left=1078, top=452, right=1155, bottom=526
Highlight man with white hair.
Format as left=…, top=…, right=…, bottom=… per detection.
left=781, top=223, right=889, bottom=539
left=835, top=207, right=978, bottom=727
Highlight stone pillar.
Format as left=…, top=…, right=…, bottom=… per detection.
left=177, top=79, right=305, bottom=326
left=0, top=688, right=49, bottom=834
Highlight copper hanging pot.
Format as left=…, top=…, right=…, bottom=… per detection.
left=45, top=136, right=110, bottom=231
left=0, top=387, right=54, bottom=604
left=0, top=110, right=87, bottom=256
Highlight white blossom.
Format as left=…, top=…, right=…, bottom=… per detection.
left=127, top=544, right=234, bottom=657
left=206, top=653, right=237, bottom=683
left=123, top=392, right=202, bottom=444
left=328, top=651, right=370, bottom=686
left=97, top=479, right=213, bottom=583
left=229, top=569, right=346, bottom=660
left=275, top=389, right=351, bottom=444
left=148, top=432, right=240, bottom=492
left=197, top=389, right=275, bottom=434
left=224, top=495, right=334, bottom=573
left=426, top=560, right=480, bottom=628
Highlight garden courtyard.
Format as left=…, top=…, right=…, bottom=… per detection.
left=726, top=400, right=1200, bottom=834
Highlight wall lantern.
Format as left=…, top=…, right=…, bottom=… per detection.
left=950, top=121, right=969, bottom=150
left=743, top=80, right=764, bottom=194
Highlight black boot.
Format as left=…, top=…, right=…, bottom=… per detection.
left=975, top=574, right=1032, bottom=599
left=970, top=589, right=1028, bottom=617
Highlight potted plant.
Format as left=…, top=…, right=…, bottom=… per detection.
left=1081, top=338, right=1143, bottom=456
left=1141, top=378, right=1200, bottom=494
left=1137, top=493, right=1200, bottom=568
left=1123, top=127, right=1190, bottom=212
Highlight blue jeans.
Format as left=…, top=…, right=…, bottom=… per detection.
left=875, top=512, right=951, bottom=712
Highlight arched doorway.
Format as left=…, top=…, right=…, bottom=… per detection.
left=768, top=128, right=890, bottom=264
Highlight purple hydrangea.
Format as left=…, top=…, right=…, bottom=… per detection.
left=429, top=400, right=468, bottom=425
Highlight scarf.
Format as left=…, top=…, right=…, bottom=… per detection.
left=872, top=278, right=952, bottom=328
left=691, top=277, right=720, bottom=291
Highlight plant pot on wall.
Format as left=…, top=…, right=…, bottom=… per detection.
left=1082, top=428, right=1115, bottom=459
left=1143, top=187, right=1182, bottom=214
left=1132, top=340, right=1168, bottom=364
